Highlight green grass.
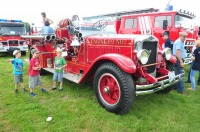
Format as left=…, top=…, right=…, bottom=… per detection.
left=0, top=54, right=200, bottom=132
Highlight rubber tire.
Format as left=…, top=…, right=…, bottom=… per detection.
left=21, top=51, right=26, bottom=56
left=157, top=62, right=177, bottom=94
left=93, top=62, right=135, bottom=115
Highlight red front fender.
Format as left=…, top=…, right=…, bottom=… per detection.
left=92, top=53, right=136, bottom=73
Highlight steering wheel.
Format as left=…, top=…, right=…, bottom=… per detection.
left=92, top=19, right=108, bottom=31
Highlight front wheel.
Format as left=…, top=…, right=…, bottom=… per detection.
left=93, top=62, right=135, bottom=115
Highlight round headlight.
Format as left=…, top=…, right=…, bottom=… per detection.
left=162, top=48, right=172, bottom=61
left=137, top=49, right=150, bottom=65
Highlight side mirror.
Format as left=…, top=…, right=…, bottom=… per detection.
left=163, top=20, right=168, bottom=30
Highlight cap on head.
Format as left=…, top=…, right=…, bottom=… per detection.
left=31, top=49, right=39, bottom=54
left=56, top=48, right=62, bottom=53
left=162, top=32, right=169, bottom=37
left=179, top=31, right=188, bottom=36
left=13, top=50, right=21, bottom=56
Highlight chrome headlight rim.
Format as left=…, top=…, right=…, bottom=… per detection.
left=137, top=49, right=150, bottom=65
left=162, top=48, right=172, bottom=61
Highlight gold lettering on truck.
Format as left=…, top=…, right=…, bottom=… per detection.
left=91, top=39, right=126, bottom=45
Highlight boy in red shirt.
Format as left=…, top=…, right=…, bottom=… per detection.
left=29, top=49, right=47, bottom=96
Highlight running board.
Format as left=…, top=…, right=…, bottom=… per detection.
left=43, top=68, right=82, bottom=83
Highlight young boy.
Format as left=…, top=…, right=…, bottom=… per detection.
left=29, top=49, right=47, bottom=96
left=7, top=50, right=28, bottom=94
left=52, top=48, right=67, bottom=91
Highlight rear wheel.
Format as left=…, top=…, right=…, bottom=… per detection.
left=93, top=62, right=135, bottom=115
left=157, top=62, right=178, bottom=94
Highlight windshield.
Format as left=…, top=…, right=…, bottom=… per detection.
left=175, top=14, right=195, bottom=30
left=0, top=26, right=26, bottom=35
left=80, top=17, right=116, bottom=37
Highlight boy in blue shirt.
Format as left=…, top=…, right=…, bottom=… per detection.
left=41, top=21, right=54, bottom=34
left=7, top=50, right=28, bottom=94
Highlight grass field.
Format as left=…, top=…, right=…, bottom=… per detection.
left=0, top=54, right=200, bottom=132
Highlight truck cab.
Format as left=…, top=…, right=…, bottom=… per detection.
left=0, top=19, right=28, bottom=55
left=116, top=10, right=197, bottom=64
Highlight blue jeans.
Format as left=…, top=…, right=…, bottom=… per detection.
left=190, top=69, right=197, bottom=90
left=175, top=61, right=184, bottom=92
left=187, top=62, right=200, bottom=83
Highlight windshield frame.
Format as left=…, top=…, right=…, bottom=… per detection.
left=174, top=13, right=195, bottom=29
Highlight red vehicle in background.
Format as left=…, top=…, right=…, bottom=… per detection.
left=0, top=19, right=28, bottom=55
left=83, top=8, right=198, bottom=64
left=21, top=15, right=184, bottom=114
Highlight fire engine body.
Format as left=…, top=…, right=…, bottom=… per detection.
left=0, top=19, right=28, bottom=55
left=83, top=8, right=198, bottom=64
left=21, top=16, right=184, bottom=114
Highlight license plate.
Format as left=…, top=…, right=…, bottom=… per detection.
left=168, top=71, right=175, bottom=82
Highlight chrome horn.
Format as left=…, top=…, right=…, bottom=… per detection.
left=44, top=35, right=51, bottom=41
left=51, top=35, right=56, bottom=40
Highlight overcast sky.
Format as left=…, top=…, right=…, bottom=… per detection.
left=1, top=0, right=199, bottom=27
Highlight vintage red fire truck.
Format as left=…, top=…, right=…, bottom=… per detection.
left=0, top=19, right=28, bottom=55
left=21, top=15, right=184, bottom=114
left=83, top=8, right=198, bottom=64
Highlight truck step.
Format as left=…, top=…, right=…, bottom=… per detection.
left=43, top=68, right=82, bottom=83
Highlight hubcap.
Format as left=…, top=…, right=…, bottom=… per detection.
left=98, top=73, right=121, bottom=106
left=103, top=86, right=110, bottom=93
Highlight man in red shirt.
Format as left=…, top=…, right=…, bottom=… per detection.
left=29, top=49, right=47, bottom=96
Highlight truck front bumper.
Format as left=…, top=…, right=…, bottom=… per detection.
left=136, top=71, right=185, bottom=95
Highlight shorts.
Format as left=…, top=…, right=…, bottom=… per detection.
left=29, top=75, right=42, bottom=88
left=14, top=74, right=23, bottom=84
left=53, top=72, right=63, bottom=82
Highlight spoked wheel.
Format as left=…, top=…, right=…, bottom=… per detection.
left=94, top=62, right=135, bottom=115
left=98, top=73, right=121, bottom=106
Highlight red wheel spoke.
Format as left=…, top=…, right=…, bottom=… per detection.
left=99, top=74, right=121, bottom=105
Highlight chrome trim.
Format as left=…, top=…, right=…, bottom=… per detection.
left=136, top=72, right=185, bottom=95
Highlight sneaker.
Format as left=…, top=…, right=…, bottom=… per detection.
left=58, top=88, right=62, bottom=91
left=23, top=88, right=28, bottom=92
left=30, top=92, right=37, bottom=97
left=41, top=88, right=47, bottom=93
left=52, top=87, right=56, bottom=90
left=14, top=89, right=18, bottom=94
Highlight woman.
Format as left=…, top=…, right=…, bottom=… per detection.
left=188, top=40, right=200, bottom=91
left=41, top=12, right=54, bottom=26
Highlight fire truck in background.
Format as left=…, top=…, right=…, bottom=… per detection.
left=21, top=15, right=184, bottom=114
left=83, top=8, right=198, bottom=64
left=0, top=19, right=28, bottom=55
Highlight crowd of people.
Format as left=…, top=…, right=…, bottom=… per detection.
left=163, top=31, right=200, bottom=94
left=7, top=48, right=67, bottom=96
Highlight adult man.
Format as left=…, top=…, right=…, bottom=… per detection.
left=162, top=32, right=173, bottom=50
left=41, top=21, right=54, bottom=34
left=173, top=31, right=188, bottom=94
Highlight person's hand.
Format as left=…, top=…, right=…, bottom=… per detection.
left=180, top=62, right=184, bottom=68
left=58, top=67, right=62, bottom=70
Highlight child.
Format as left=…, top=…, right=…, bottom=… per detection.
left=6, top=50, right=27, bottom=94
left=29, top=49, right=47, bottom=96
left=52, top=48, right=67, bottom=91
left=188, top=40, right=200, bottom=91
